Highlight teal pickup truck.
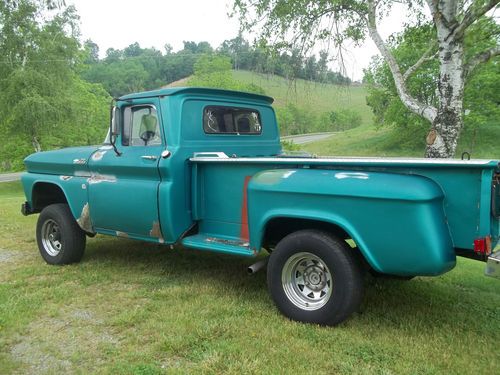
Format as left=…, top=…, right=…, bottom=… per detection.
left=21, top=87, right=500, bottom=325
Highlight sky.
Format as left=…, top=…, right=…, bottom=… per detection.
left=68, top=0, right=410, bottom=81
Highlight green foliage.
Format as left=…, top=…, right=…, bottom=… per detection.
left=0, top=0, right=110, bottom=171
left=281, top=140, right=302, bottom=151
left=321, top=109, right=362, bottom=132
left=81, top=34, right=351, bottom=99
left=81, top=41, right=215, bottom=97
left=187, top=54, right=265, bottom=94
left=220, top=34, right=351, bottom=84
left=275, top=104, right=309, bottom=135
left=275, top=103, right=362, bottom=136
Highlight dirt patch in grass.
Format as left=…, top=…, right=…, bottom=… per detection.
left=0, top=248, right=22, bottom=263
left=10, top=308, right=119, bottom=374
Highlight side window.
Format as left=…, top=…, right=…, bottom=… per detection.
left=122, top=106, right=162, bottom=146
left=203, top=106, right=262, bottom=135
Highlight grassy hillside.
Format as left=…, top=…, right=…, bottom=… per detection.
left=232, top=70, right=373, bottom=126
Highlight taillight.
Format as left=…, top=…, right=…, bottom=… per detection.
left=474, top=236, right=492, bottom=255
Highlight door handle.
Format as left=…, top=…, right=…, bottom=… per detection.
left=141, top=155, right=158, bottom=161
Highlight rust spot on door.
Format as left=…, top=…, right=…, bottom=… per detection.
left=150, top=221, right=164, bottom=243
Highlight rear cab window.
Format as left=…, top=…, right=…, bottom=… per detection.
left=203, top=106, right=262, bottom=135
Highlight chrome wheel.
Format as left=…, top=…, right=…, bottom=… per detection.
left=41, top=219, right=62, bottom=256
left=281, top=252, right=333, bottom=311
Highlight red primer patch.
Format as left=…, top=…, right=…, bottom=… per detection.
left=240, top=176, right=252, bottom=241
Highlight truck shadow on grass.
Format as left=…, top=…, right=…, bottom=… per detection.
left=81, top=236, right=497, bottom=333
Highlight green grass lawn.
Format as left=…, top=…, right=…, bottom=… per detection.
left=1, top=181, right=499, bottom=374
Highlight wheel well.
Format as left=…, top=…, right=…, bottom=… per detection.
left=32, top=183, right=68, bottom=213
left=262, top=217, right=352, bottom=249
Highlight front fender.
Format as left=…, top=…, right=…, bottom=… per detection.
left=247, top=169, right=456, bottom=276
left=21, top=172, right=91, bottom=232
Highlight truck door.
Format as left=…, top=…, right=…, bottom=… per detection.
left=87, top=98, right=164, bottom=241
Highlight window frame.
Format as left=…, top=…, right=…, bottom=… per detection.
left=121, top=104, right=161, bottom=147
left=202, top=105, right=263, bottom=135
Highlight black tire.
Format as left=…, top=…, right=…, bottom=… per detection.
left=36, top=203, right=86, bottom=265
left=267, top=229, right=364, bottom=326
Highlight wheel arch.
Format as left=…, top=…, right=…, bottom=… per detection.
left=255, top=211, right=377, bottom=270
left=32, top=182, right=69, bottom=213
left=24, top=174, right=92, bottom=233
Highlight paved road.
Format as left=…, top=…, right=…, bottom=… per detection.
left=0, top=172, right=22, bottom=183
left=281, top=132, right=336, bottom=145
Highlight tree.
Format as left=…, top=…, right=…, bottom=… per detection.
left=187, top=54, right=265, bottom=94
left=219, top=32, right=252, bottom=70
left=84, top=39, right=99, bottom=63
left=233, top=0, right=500, bottom=158
left=366, top=19, right=500, bottom=154
left=0, top=0, right=110, bottom=170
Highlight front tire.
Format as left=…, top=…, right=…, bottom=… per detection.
left=267, top=230, right=364, bottom=326
left=36, top=203, right=86, bottom=265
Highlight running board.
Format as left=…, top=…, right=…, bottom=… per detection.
left=181, top=234, right=255, bottom=257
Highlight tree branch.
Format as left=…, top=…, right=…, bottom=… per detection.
left=366, top=0, right=437, bottom=123
left=453, top=0, right=499, bottom=40
left=425, top=0, right=438, bottom=19
left=403, top=41, right=438, bottom=81
left=464, top=45, right=500, bottom=78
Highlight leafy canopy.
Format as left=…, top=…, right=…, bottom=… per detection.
left=0, top=0, right=110, bottom=170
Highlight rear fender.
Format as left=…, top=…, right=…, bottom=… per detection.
left=247, top=169, right=456, bottom=276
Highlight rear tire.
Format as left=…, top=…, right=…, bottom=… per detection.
left=267, top=230, right=364, bottom=326
left=36, top=203, right=86, bottom=265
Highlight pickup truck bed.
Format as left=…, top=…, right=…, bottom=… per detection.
left=184, top=155, right=499, bottom=276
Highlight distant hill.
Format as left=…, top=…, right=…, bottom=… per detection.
left=232, top=70, right=372, bottom=126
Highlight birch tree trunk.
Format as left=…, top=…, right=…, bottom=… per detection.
left=425, top=1, right=465, bottom=158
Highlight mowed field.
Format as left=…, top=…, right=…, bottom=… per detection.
left=1, top=181, right=499, bottom=374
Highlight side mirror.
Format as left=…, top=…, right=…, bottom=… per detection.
left=109, top=103, right=122, bottom=156
left=110, top=106, right=119, bottom=137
